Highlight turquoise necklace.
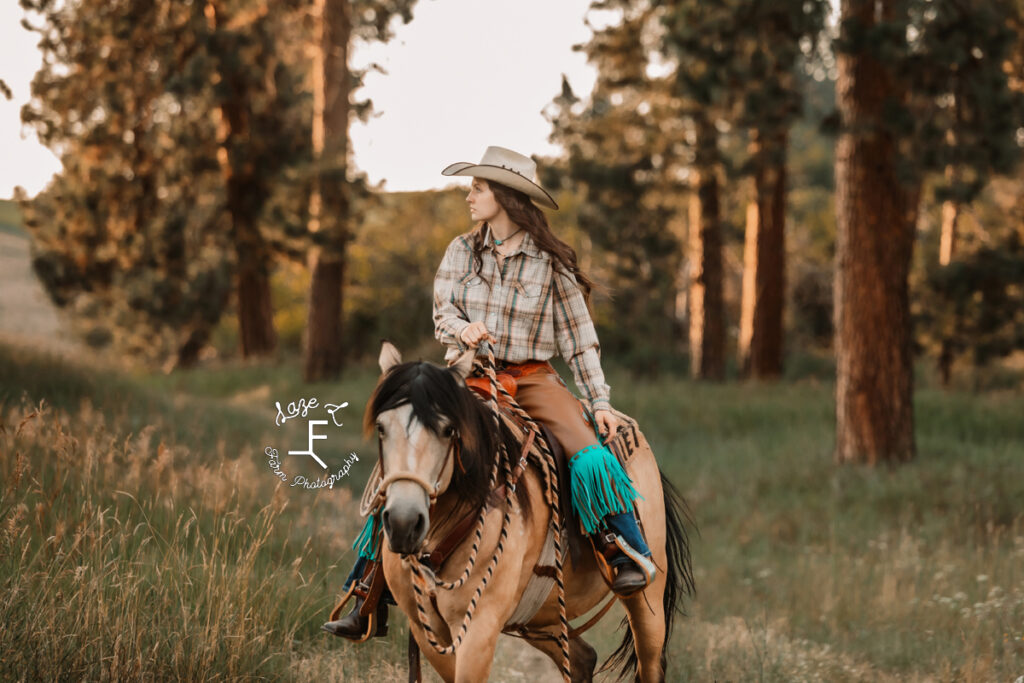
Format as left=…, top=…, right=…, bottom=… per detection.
left=493, top=227, right=523, bottom=246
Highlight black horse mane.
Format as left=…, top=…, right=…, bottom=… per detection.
left=362, top=360, right=530, bottom=523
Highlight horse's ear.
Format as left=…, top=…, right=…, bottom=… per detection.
left=448, top=348, right=475, bottom=380
left=379, top=340, right=402, bottom=374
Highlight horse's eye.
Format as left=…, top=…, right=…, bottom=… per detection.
left=376, top=424, right=385, bottom=438
left=442, top=425, right=456, bottom=438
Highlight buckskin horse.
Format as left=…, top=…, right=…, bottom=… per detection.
left=356, top=341, right=694, bottom=682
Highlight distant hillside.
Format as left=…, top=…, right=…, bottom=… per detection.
left=0, top=199, right=23, bottom=237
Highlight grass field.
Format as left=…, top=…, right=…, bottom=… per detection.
left=1, top=339, right=1022, bottom=681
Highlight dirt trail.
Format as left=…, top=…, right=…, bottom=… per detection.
left=0, top=229, right=85, bottom=356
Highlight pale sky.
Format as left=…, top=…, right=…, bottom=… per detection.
left=0, top=0, right=599, bottom=199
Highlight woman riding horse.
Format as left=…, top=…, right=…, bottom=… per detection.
left=324, top=146, right=655, bottom=640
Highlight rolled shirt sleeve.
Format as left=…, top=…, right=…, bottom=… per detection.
left=433, top=239, right=472, bottom=357
left=551, top=266, right=612, bottom=412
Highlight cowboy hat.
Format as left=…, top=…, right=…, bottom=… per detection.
left=441, top=146, right=559, bottom=210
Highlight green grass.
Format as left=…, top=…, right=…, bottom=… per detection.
left=609, top=372, right=1024, bottom=681
left=1, top=340, right=1022, bottom=681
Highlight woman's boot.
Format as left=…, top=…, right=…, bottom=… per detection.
left=603, top=510, right=656, bottom=596
left=322, top=557, right=393, bottom=640
left=322, top=593, right=389, bottom=639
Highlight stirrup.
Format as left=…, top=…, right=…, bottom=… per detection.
left=610, top=534, right=656, bottom=585
left=323, top=594, right=387, bottom=642
left=326, top=560, right=387, bottom=643
left=589, top=530, right=656, bottom=594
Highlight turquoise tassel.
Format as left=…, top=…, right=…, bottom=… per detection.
left=352, top=513, right=381, bottom=561
left=569, top=444, right=644, bottom=535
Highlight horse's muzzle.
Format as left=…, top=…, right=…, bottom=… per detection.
left=382, top=502, right=428, bottom=555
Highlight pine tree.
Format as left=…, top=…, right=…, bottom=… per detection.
left=18, top=0, right=310, bottom=367
left=204, top=1, right=291, bottom=358
left=545, top=5, right=684, bottom=375
left=657, top=0, right=742, bottom=380
left=734, top=0, right=829, bottom=380
left=549, top=0, right=830, bottom=380
left=833, top=0, right=1023, bottom=463
left=923, top=0, right=1024, bottom=383
left=303, top=0, right=418, bottom=381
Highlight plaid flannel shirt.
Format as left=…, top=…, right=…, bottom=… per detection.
left=433, top=223, right=612, bottom=412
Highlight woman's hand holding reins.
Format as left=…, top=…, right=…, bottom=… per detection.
left=460, top=322, right=497, bottom=348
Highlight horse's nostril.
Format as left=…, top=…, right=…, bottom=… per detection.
left=382, top=509, right=391, bottom=530
left=414, top=513, right=425, bottom=539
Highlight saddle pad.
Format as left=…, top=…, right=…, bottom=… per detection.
left=502, top=524, right=564, bottom=630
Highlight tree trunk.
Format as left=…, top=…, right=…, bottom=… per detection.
left=235, top=249, right=277, bottom=357
left=834, top=0, right=918, bottom=464
left=688, top=114, right=726, bottom=381
left=738, top=129, right=787, bottom=379
left=937, top=87, right=964, bottom=386
left=937, top=163, right=959, bottom=387
left=303, top=0, right=351, bottom=382
left=939, top=189, right=959, bottom=266
left=206, top=1, right=277, bottom=358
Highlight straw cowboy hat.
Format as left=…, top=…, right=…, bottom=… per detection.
left=441, top=146, right=559, bottom=210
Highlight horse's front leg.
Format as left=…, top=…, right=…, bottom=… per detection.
left=383, top=553, right=456, bottom=681
left=449, top=604, right=507, bottom=682
left=442, top=554, right=524, bottom=682
left=407, top=623, right=456, bottom=683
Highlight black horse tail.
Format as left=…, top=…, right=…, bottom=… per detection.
left=600, top=470, right=697, bottom=682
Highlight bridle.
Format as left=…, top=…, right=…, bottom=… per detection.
left=368, top=421, right=463, bottom=509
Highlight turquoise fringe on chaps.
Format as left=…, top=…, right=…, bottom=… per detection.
left=569, top=443, right=643, bottom=535
left=352, top=512, right=382, bottom=561
left=353, top=442, right=641, bottom=552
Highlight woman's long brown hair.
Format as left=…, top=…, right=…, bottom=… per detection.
left=468, top=179, right=605, bottom=306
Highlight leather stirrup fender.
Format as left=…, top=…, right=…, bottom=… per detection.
left=359, top=559, right=387, bottom=618
left=327, top=558, right=383, bottom=623
left=588, top=531, right=619, bottom=588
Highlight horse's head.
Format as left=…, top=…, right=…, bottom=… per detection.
left=364, top=341, right=496, bottom=555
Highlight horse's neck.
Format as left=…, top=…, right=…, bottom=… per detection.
left=427, top=489, right=480, bottom=541
left=425, top=473, right=514, bottom=555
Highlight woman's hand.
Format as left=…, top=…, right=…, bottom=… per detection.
left=593, top=409, right=621, bottom=444
left=459, top=322, right=497, bottom=348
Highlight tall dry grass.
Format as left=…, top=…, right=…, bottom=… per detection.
left=0, top=396, right=329, bottom=680
left=2, top=340, right=1023, bottom=681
